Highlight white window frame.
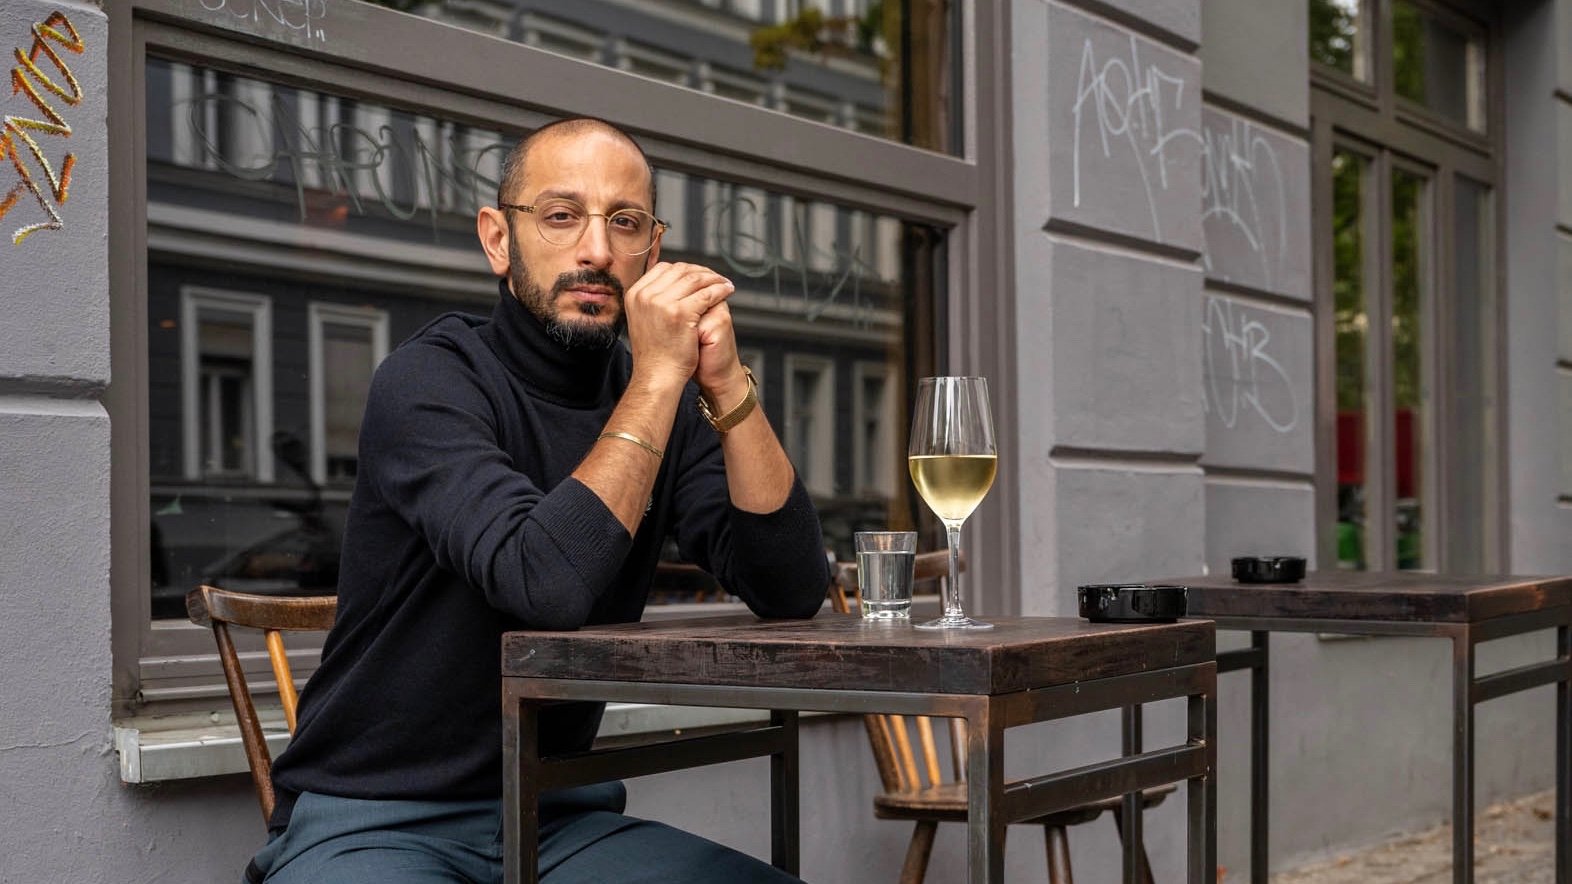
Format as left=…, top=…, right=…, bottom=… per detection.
left=180, top=287, right=274, bottom=483
left=852, top=361, right=896, bottom=497
left=307, top=302, right=390, bottom=486
left=784, top=354, right=836, bottom=496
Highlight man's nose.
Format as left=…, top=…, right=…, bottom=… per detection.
left=576, top=217, right=614, bottom=268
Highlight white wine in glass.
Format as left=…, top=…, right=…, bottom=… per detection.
left=908, top=377, right=996, bottom=630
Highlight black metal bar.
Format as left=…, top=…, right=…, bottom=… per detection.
left=1559, top=623, right=1570, bottom=884
left=1453, top=629, right=1475, bottom=884
left=769, top=710, right=800, bottom=875
left=504, top=692, right=543, bottom=884
left=502, top=683, right=521, bottom=884
left=1207, top=669, right=1219, bottom=884
left=1469, top=607, right=1569, bottom=643
left=1472, top=656, right=1572, bottom=704
left=537, top=723, right=789, bottom=789
left=1000, top=662, right=1215, bottom=727
left=964, top=697, right=1005, bottom=883
left=1251, top=630, right=1270, bottom=884
left=1186, top=684, right=1219, bottom=884
left=1203, top=615, right=1460, bottom=636
left=1217, top=645, right=1267, bottom=674
left=1000, top=744, right=1210, bottom=823
left=1122, top=705, right=1144, bottom=884
left=509, top=677, right=977, bottom=717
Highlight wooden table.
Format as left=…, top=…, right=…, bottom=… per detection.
left=1158, top=570, right=1572, bottom=884
left=501, top=613, right=1219, bottom=883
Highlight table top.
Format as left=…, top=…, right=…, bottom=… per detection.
left=501, top=613, right=1214, bottom=695
left=1156, top=570, right=1572, bottom=623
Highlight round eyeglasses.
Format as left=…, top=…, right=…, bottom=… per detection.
left=499, top=198, right=668, bottom=257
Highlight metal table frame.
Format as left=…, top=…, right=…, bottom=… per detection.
left=1213, top=607, right=1572, bottom=884
left=502, top=662, right=1218, bottom=884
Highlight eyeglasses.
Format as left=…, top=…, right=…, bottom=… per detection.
left=499, top=198, right=669, bottom=257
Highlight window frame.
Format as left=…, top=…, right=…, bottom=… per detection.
left=108, top=0, right=1017, bottom=717
left=783, top=354, right=837, bottom=497
left=852, top=360, right=896, bottom=497
left=180, top=287, right=274, bottom=484
left=307, top=302, right=390, bottom=487
left=1310, top=0, right=1504, bottom=574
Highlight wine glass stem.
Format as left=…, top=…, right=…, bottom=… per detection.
left=944, top=523, right=964, bottom=619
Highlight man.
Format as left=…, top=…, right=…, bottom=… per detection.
left=251, top=117, right=829, bottom=883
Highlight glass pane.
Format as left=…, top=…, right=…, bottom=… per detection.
left=143, top=57, right=942, bottom=617
left=1391, top=168, right=1428, bottom=570
left=400, top=1, right=957, bottom=154
left=1392, top=0, right=1485, bottom=131
left=1446, top=177, right=1493, bottom=573
left=322, top=322, right=375, bottom=484
left=1309, top=0, right=1368, bottom=80
left=1331, top=150, right=1370, bottom=569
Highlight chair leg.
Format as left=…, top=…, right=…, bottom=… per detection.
left=1111, top=809, right=1156, bottom=884
left=899, top=820, right=939, bottom=884
left=1043, top=824, right=1073, bottom=884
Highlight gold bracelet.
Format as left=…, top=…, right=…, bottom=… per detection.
left=597, top=431, right=664, bottom=460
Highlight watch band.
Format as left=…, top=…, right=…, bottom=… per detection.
left=698, top=366, right=758, bottom=435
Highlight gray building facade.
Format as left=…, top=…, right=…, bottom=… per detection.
left=2, top=0, right=1570, bottom=880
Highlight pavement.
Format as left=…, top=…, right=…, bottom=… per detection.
left=1266, top=791, right=1555, bottom=883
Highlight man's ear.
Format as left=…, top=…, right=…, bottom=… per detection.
left=476, top=206, right=512, bottom=277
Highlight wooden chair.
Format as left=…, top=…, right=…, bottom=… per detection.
left=829, top=552, right=1171, bottom=883
left=186, top=585, right=337, bottom=823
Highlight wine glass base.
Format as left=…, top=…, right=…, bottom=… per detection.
left=914, top=615, right=994, bottom=630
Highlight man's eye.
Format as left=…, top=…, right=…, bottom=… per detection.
left=609, top=214, right=644, bottom=232
left=542, top=210, right=580, bottom=225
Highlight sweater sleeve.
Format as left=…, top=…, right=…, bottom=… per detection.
left=359, top=343, right=631, bottom=629
left=668, top=399, right=829, bottom=619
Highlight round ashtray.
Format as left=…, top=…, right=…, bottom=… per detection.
left=1077, top=584, right=1188, bottom=623
left=1231, top=556, right=1306, bottom=584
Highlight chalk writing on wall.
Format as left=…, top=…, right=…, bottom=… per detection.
left=1202, top=294, right=1298, bottom=434
left=198, top=0, right=328, bottom=43
left=1072, top=35, right=1201, bottom=243
left=1201, top=115, right=1290, bottom=290
left=1, top=11, right=84, bottom=246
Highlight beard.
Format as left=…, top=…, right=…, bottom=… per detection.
left=507, top=231, right=626, bottom=351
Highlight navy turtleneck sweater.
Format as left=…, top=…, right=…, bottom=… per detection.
left=269, top=281, right=828, bottom=826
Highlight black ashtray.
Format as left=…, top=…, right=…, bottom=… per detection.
left=1231, top=556, right=1306, bottom=584
left=1078, top=584, right=1188, bottom=623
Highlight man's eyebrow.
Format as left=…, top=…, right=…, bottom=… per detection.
left=534, top=189, right=649, bottom=213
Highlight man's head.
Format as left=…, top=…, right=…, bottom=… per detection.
left=477, top=118, right=661, bottom=349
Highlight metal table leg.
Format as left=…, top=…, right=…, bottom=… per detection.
left=1251, top=630, right=1270, bottom=884
left=1122, top=704, right=1146, bottom=884
left=1558, top=622, right=1570, bottom=884
left=1453, top=627, right=1475, bottom=884
left=1188, top=677, right=1218, bottom=884
left=964, top=697, right=1005, bottom=884
left=769, top=709, right=800, bottom=874
left=502, top=685, right=542, bottom=884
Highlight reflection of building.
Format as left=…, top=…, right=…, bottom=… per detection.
left=139, top=3, right=923, bottom=614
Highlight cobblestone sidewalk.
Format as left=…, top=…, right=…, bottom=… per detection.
left=1264, top=791, right=1555, bottom=883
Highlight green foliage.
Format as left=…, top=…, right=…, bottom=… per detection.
left=748, top=3, right=885, bottom=72
left=1391, top=1, right=1426, bottom=103
left=1309, top=0, right=1358, bottom=73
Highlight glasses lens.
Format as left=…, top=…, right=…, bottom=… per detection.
left=607, top=209, right=657, bottom=256
left=533, top=199, right=588, bottom=246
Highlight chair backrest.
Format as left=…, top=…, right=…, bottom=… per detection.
left=186, top=585, right=337, bottom=823
left=828, top=550, right=968, bottom=793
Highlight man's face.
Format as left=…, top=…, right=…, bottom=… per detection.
left=503, top=131, right=656, bottom=349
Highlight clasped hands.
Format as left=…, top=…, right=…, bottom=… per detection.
left=623, top=261, right=750, bottom=411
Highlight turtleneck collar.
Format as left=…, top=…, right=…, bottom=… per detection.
left=480, top=278, right=620, bottom=407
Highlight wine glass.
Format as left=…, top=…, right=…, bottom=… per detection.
left=908, top=376, right=997, bottom=630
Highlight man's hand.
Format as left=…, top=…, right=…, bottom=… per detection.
left=622, top=262, right=734, bottom=390
left=694, top=300, right=750, bottom=414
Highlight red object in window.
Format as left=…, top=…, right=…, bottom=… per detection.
left=1337, top=411, right=1364, bottom=486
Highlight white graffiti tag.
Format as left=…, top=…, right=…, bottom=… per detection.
left=1201, top=117, right=1289, bottom=289
left=198, top=0, right=328, bottom=43
left=1202, top=295, right=1298, bottom=433
left=1072, top=35, right=1202, bottom=242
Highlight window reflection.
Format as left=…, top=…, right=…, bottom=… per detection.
left=1309, top=0, right=1367, bottom=80
left=1391, top=169, right=1427, bottom=570
left=1392, top=0, right=1485, bottom=131
left=143, top=57, right=940, bottom=618
left=1331, top=150, right=1369, bottom=569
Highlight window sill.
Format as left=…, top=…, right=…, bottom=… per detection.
left=115, top=703, right=817, bottom=784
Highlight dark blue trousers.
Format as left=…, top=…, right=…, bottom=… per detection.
left=249, top=783, right=802, bottom=883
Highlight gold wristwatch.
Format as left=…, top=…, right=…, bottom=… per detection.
left=698, top=366, right=758, bottom=435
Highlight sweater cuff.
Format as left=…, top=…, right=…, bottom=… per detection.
left=533, top=477, right=633, bottom=595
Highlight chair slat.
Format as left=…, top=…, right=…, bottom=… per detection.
left=265, top=629, right=301, bottom=734
left=889, top=714, right=920, bottom=793
left=916, top=716, right=942, bottom=788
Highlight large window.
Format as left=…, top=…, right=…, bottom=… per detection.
left=113, top=0, right=1009, bottom=719
left=1313, top=0, right=1499, bottom=573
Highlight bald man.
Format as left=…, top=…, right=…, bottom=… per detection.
left=252, top=118, right=828, bottom=883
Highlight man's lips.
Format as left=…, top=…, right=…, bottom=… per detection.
left=563, top=287, right=616, bottom=304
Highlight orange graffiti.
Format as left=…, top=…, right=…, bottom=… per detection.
left=0, top=11, right=83, bottom=245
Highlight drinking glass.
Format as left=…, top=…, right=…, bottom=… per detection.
left=907, top=376, right=997, bottom=630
